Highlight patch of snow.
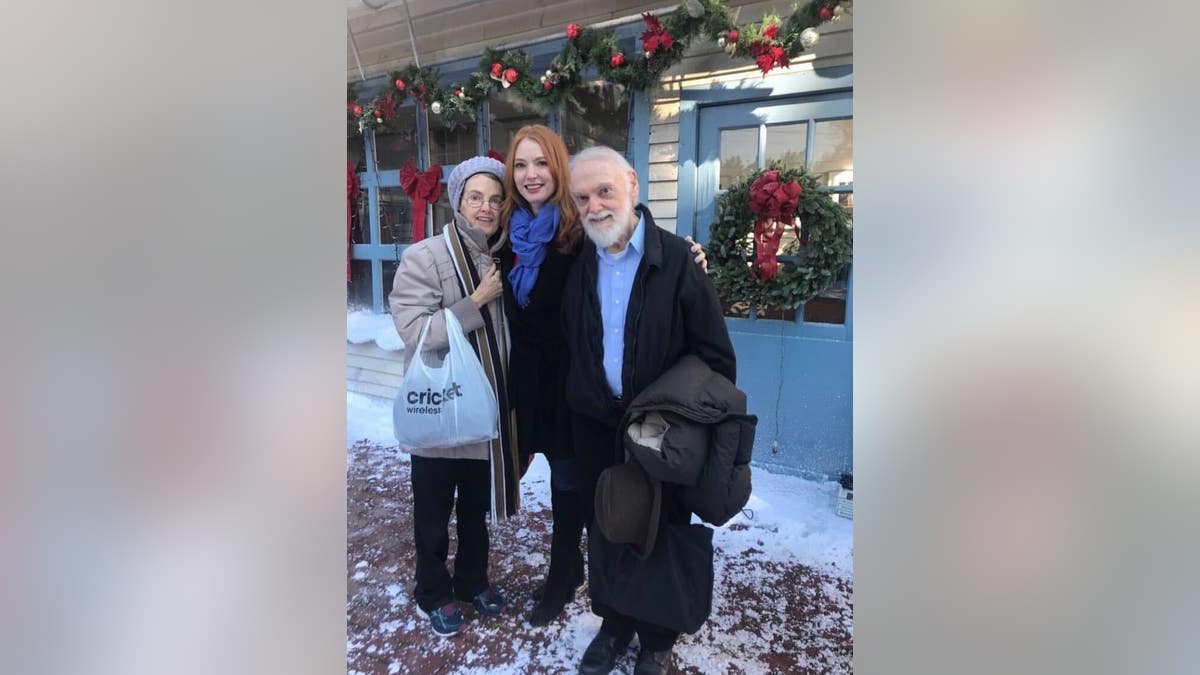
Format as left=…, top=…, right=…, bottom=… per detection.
left=347, top=392, right=402, bottom=449
left=712, top=468, right=854, bottom=578
left=348, top=309, right=404, bottom=351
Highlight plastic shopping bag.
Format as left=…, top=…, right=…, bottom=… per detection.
left=393, top=310, right=499, bottom=450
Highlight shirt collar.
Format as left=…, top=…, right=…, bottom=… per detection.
left=597, top=212, right=645, bottom=262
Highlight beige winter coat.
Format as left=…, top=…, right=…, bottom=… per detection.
left=388, top=214, right=508, bottom=460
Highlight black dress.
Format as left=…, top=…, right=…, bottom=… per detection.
left=500, top=241, right=581, bottom=462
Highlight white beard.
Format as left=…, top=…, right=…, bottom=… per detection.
left=582, top=202, right=636, bottom=250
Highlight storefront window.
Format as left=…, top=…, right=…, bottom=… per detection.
left=348, top=260, right=373, bottom=310
left=560, top=81, right=629, bottom=155
left=489, top=87, right=547, bottom=154
left=429, top=109, right=478, bottom=166
left=378, top=187, right=414, bottom=244
left=373, top=108, right=419, bottom=171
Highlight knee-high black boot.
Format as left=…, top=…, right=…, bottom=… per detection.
left=528, top=487, right=585, bottom=626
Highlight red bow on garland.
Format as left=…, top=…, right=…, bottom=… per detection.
left=399, top=160, right=443, bottom=244
left=641, top=13, right=675, bottom=55
left=347, top=161, right=360, bottom=282
left=748, top=170, right=802, bottom=281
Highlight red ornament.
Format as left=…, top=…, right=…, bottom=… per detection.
left=610, top=52, right=625, bottom=68
left=352, top=104, right=362, bottom=117
left=490, top=62, right=503, bottom=78
left=763, top=23, right=779, bottom=40
left=819, top=6, right=833, bottom=20
left=503, top=68, right=519, bottom=84
left=394, top=78, right=406, bottom=91
left=543, top=80, right=554, bottom=91
left=727, top=29, right=739, bottom=42
left=566, top=22, right=582, bottom=40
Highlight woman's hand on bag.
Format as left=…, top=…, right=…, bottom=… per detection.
left=471, top=263, right=503, bottom=308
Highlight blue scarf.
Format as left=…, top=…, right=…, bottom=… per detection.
left=507, top=203, right=559, bottom=308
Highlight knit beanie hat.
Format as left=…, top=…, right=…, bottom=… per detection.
left=446, top=156, right=506, bottom=213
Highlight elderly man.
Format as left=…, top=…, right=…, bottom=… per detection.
left=561, top=146, right=736, bottom=675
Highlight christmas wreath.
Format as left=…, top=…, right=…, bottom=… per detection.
left=708, top=164, right=852, bottom=310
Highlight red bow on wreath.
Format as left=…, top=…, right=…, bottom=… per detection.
left=748, top=170, right=802, bottom=282
left=347, top=161, right=360, bottom=282
left=399, top=160, right=443, bottom=244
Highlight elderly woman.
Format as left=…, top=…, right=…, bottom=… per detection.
left=388, top=156, right=519, bottom=638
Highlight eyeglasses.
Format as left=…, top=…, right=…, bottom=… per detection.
left=464, top=194, right=503, bottom=209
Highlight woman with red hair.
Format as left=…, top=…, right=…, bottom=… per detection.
left=497, top=125, right=706, bottom=627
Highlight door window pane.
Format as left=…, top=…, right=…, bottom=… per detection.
left=831, top=190, right=853, bottom=216
left=348, top=259, right=373, bottom=310
left=561, top=81, right=629, bottom=155
left=429, top=109, right=478, bottom=166
left=489, top=88, right=547, bottom=154
left=803, top=267, right=850, bottom=324
left=810, top=119, right=853, bottom=187
left=764, top=122, right=807, bottom=172
left=378, top=187, right=414, bottom=244
left=719, top=127, right=758, bottom=189
left=372, top=110, right=419, bottom=171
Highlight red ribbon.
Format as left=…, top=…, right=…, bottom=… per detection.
left=347, top=161, right=359, bottom=282
left=748, top=170, right=802, bottom=282
left=399, top=160, right=443, bottom=243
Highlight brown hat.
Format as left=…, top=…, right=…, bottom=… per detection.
left=594, top=461, right=662, bottom=560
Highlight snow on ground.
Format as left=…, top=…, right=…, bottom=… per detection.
left=348, top=392, right=404, bottom=448
left=347, top=391, right=853, bottom=674
left=348, top=310, right=404, bottom=351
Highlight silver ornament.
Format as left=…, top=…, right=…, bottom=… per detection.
left=430, top=101, right=442, bottom=114
left=800, top=27, right=820, bottom=49
left=717, top=36, right=726, bottom=47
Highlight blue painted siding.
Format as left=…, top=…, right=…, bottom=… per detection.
left=730, top=324, right=852, bottom=480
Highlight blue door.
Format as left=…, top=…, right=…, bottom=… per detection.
left=689, top=92, right=853, bottom=479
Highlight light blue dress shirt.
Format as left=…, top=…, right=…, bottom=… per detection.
left=596, top=213, right=646, bottom=397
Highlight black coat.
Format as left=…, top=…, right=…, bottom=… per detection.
left=620, top=354, right=756, bottom=527
left=500, top=240, right=579, bottom=460
left=588, top=356, right=754, bottom=634
left=562, top=205, right=737, bottom=519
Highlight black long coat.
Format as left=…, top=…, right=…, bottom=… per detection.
left=499, top=240, right=579, bottom=461
left=560, top=205, right=737, bottom=520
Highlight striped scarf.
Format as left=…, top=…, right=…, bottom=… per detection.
left=442, top=224, right=521, bottom=521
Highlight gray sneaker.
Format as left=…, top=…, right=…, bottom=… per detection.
left=426, top=602, right=466, bottom=637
